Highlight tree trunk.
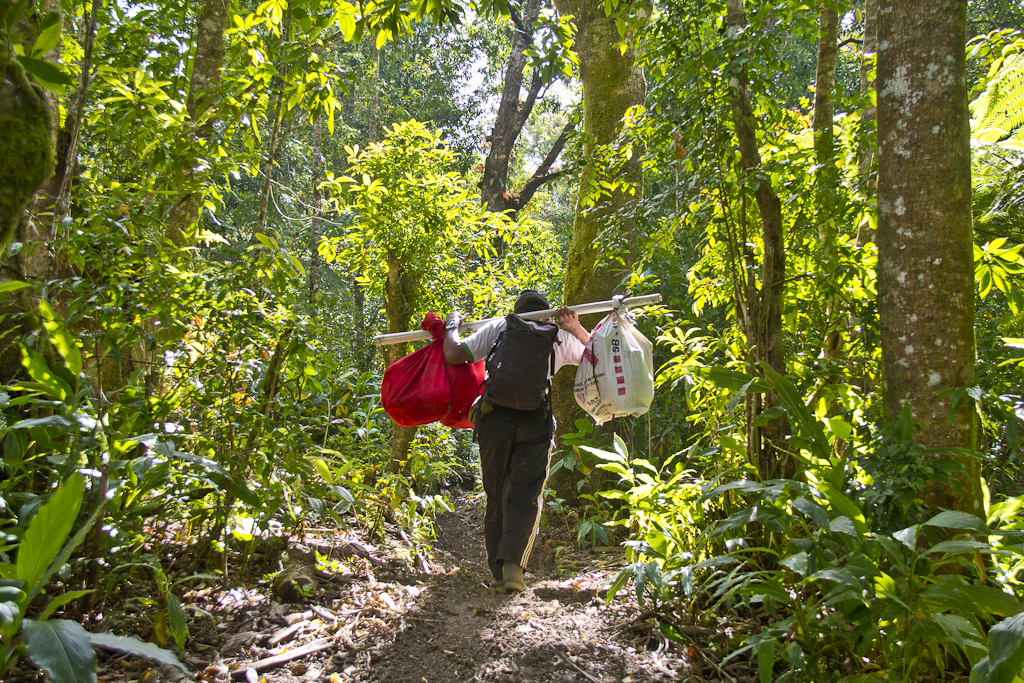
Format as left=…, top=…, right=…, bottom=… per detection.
left=353, top=283, right=371, bottom=372
left=49, top=0, right=98, bottom=238
left=857, top=0, right=878, bottom=246
left=548, top=0, right=646, bottom=504
left=0, top=0, right=60, bottom=249
left=725, top=0, right=793, bottom=481
left=813, top=2, right=839, bottom=244
left=255, top=0, right=293, bottom=240
left=309, top=116, right=323, bottom=306
left=478, top=0, right=573, bottom=221
left=368, top=44, right=380, bottom=143
left=479, top=0, right=541, bottom=215
left=813, top=3, right=846, bottom=381
left=0, top=0, right=62, bottom=378
left=876, top=0, right=980, bottom=514
left=166, top=0, right=231, bottom=244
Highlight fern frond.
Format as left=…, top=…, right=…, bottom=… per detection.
left=972, top=51, right=1024, bottom=144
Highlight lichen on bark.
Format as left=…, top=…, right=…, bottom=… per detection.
left=876, top=0, right=980, bottom=513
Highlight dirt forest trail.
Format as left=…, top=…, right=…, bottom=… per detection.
left=95, top=493, right=704, bottom=683
left=361, top=495, right=687, bottom=683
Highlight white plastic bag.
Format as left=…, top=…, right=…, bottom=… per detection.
left=573, top=309, right=655, bottom=424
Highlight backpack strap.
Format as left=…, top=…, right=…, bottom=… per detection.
left=548, top=340, right=556, bottom=380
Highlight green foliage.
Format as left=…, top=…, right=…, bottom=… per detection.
left=971, top=31, right=1024, bottom=243
left=972, top=31, right=1024, bottom=145
left=8, top=0, right=1024, bottom=679
left=321, top=121, right=508, bottom=310
left=0, top=475, right=184, bottom=681
left=600, top=365, right=1024, bottom=682
left=972, top=612, right=1024, bottom=683
left=320, top=120, right=564, bottom=318
left=115, top=557, right=215, bottom=652
left=21, top=620, right=96, bottom=683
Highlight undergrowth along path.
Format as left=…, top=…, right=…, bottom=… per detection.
left=88, top=493, right=695, bottom=683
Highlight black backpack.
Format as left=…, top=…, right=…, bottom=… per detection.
left=483, top=314, right=560, bottom=412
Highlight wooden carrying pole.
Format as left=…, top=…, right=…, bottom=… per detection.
left=372, top=293, right=663, bottom=346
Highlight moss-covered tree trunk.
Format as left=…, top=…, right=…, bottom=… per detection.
left=0, top=0, right=58, bottom=249
left=548, top=0, right=646, bottom=504
left=876, top=0, right=981, bottom=514
left=0, top=0, right=61, bottom=379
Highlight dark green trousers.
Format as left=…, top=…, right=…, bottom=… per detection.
left=477, top=404, right=553, bottom=582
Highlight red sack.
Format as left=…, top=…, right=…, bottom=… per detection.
left=381, top=313, right=485, bottom=429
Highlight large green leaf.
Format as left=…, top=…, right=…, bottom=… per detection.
left=10, top=415, right=73, bottom=430
left=579, top=444, right=624, bottom=463
left=0, top=599, right=19, bottom=625
left=16, top=56, right=73, bottom=93
left=0, top=281, right=31, bottom=294
left=27, top=493, right=104, bottom=603
left=167, top=593, right=188, bottom=651
left=920, top=584, right=997, bottom=617
left=828, top=516, right=858, bottom=537
left=31, top=14, right=61, bottom=57
left=20, top=346, right=70, bottom=399
left=17, top=474, right=84, bottom=591
left=39, top=590, right=94, bottom=620
left=815, top=481, right=866, bottom=535
left=791, top=497, right=830, bottom=528
left=971, top=612, right=1024, bottom=683
left=713, top=505, right=791, bottom=535
left=925, top=540, right=993, bottom=556
left=688, top=365, right=770, bottom=392
left=761, top=363, right=830, bottom=460
left=39, top=301, right=82, bottom=377
left=701, top=478, right=766, bottom=502
left=22, top=618, right=96, bottom=683
left=756, top=637, right=775, bottom=683
left=924, top=510, right=988, bottom=531
left=957, top=583, right=1023, bottom=618
left=893, top=524, right=920, bottom=550
left=88, top=632, right=187, bottom=671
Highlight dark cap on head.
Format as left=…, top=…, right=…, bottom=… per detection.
left=513, top=289, right=550, bottom=314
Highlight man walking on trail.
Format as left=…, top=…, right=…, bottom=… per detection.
left=443, top=290, right=590, bottom=593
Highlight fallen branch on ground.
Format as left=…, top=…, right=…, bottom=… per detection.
left=229, top=637, right=337, bottom=679
left=553, top=649, right=603, bottom=683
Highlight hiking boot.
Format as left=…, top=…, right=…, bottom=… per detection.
left=502, top=563, right=526, bottom=593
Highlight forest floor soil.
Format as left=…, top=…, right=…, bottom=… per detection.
left=27, top=491, right=756, bottom=683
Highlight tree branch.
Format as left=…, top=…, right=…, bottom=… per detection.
left=514, top=68, right=545, bottom=133
left=515, top=171, right=567, bottom=207
left=512, top=122, right=574, bottom=209
left=534, top=121, right=574, bottom=178
left=505, top=0, right=533, bottom=38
